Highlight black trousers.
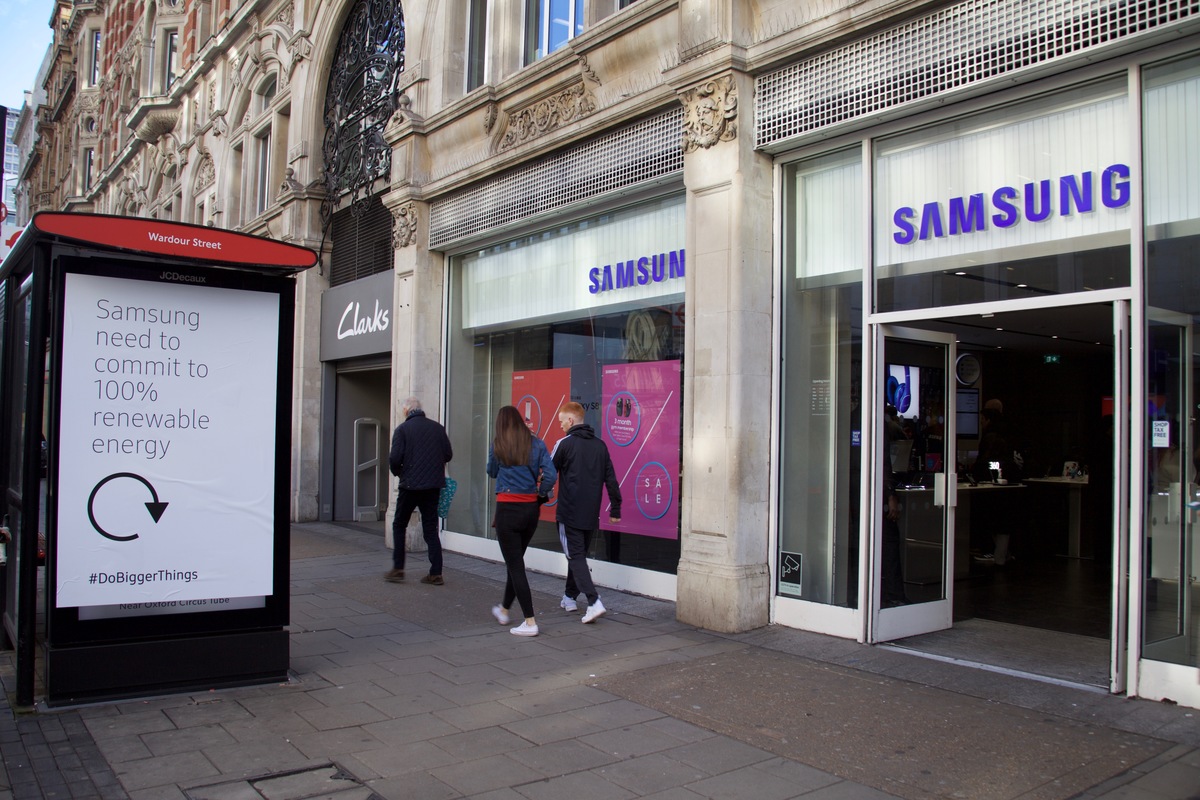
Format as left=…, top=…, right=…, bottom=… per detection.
left=393, top=488, right=442, bottom=574
left=495, top=501, right=540, bottom=619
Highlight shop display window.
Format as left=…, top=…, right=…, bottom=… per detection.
left=446, top=196, right=685, bottom=576
left=1142, top=52, right=1200, bottom=670
left=779, top=148, right=864, bottom=606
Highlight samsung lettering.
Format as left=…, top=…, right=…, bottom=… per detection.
left=589, top=249, right=685, bottom=294
left=892, top=164, right=1131, bottom=245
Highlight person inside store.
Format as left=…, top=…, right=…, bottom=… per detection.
left=971, top=398, right=1022, bottom=565
left=487, top=405, right=557, bottom=637
left=881, top=404, right=908, bottom=606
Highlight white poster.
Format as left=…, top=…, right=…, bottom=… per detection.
left=56, top=272, right=280, bottom=608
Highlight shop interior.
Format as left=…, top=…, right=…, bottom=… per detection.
left=889, top=303, right=1117, bottom=687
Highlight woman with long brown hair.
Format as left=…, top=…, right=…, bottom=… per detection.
left=486, top=405, right=557, bottom=636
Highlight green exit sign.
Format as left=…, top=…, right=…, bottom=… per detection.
left=1044, top=354, right=1061, bottom=364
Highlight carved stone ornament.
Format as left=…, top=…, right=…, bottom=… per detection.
left=497, top=81, right=596, bottom=152
left=156, top=0, right=187, bottom=17
left=274, top=0, right=295, bottom=32
left=392, top=202, right=418, bottom=249
left=483, top=103, right=497, bottom=134
left=279, top=167, right=303, bottom=194
left=210, top=109, right=228, bottom=137
left=194, top=150, right=216, bottom=191
left=289, top=32, right=313, bottom=74
left=681, top=74, right=738, bottom=154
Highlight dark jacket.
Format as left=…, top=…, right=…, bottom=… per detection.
left=389, top=409, right=453, bottom=490
left=551, top=423, right=621, bottom=528
left=486, top=437, right=556, bottom=495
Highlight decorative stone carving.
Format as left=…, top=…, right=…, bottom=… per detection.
left=392, top=202, right=418, bottom=249
left=681, top=74, right=738, bottom=153
left=288, top=32, right=312, bottom=74
left=497, top=81, right=596, bottom=151
left=194, top=150, right=216, bottom=191
left=279, top=167, right=303, bottom=194
left=134, top=109, right=179, bottom=144
left=156, top=0, right=187, bottom=17
left=483, top=103, right=497, bottom=134
left=274, top=0, right=295, bottom=31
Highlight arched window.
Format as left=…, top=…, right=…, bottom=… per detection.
left=321, top=0, right=405, bottom=228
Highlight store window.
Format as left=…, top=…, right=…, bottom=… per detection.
left=778, top=149, right=864, bottom=606
left=1142, top=52, right=1200, bottom=670
left=446, top=195, right=685, bottom=576
left=874, top=78, right=1132, bottom=314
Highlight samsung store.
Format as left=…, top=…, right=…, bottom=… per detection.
left=763, top=5, right=1200, bottom=705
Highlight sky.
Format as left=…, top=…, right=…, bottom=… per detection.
left=0, top=0, right=56, bottom=114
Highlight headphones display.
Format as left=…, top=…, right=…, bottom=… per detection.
left=886, top=365, right=913, bottom=414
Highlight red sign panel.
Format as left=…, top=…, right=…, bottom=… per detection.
left=32, top=213, right=317, bottom=270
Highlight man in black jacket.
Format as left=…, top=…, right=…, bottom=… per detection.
left=551, top=401, right=621, bottom=623
left=387, top=397, right=453, bottom=584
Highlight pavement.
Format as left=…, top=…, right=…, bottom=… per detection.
left=0, top=520, right=1198, bottom=800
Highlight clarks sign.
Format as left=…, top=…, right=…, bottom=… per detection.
left=320, top=271, right=393, bottom=361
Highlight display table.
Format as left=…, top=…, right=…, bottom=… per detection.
left=1024, top=477, right=1090, bottom=557
left=896, top=481, right=1026, bottom=582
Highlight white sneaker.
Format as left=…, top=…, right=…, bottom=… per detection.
left=510, top=620, right=539, bottom=637
left=581, top=599, right=607, bottom=624
left=492, top=605, right=510, bottom=625
left=560, top=595, right=578, bottom=613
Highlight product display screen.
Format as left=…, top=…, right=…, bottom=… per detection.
left=886, top=364, right=921, bottom=420
left=957, top=388, right=980, bottom=437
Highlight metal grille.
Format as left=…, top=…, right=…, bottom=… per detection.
left=429, top=108, right=683, bottom=249
left=321, top=0, right=405, bottom=232
left=757, top=0, right=1200, bottom=149
left=329, top=195, right=394, bottom=287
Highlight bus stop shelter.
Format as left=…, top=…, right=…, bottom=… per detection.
left=0, top=212, right=316, bottom=706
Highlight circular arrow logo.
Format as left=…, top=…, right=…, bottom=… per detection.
left=87, top=472, right=170, bottom=541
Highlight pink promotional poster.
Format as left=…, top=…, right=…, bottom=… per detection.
left=511, top=368, right=571, bottom=521
left=601, top=360, right=681, bottom=539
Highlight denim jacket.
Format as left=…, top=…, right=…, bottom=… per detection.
left=486, top=436, right=556, bottom=496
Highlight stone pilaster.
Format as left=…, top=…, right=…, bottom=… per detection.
left=382, top=196, right=447, bottom=554
left=675, top=69, right=774, bottom=633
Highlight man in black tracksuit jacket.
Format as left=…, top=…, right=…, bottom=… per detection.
left=551, top=401, right=621, bottom=623
left=388, top=397, right=453, bottom=583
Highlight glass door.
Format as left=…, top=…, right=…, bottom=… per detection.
left=1144, top=309, right=1196, bottom=667
left=872, top=326, right=956, bottom=641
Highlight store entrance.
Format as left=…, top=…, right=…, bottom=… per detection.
left=881, top=303, right=1118, bottom=688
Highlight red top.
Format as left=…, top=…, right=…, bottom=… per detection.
left=497, top=492, right=538, bottom=503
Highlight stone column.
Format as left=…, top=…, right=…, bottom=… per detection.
left=382, top=196, right=446, bottom=553
left=675, top=70, right=774, bottom=633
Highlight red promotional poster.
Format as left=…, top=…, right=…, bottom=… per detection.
left=512, top=369, right=571, bottom=521
left=600, top=360, right=681, bottom=539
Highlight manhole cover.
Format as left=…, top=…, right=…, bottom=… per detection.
left=185, top=763, right=378, bottom=800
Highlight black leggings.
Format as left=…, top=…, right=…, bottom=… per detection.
left=495, top=501, right=540, bottom=619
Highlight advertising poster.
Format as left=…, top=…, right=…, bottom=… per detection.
left=601, top=360, right=681, bottom=539
left=56, top=272, right=281, bottom=608
left=512, top=368, right=571, bottom=520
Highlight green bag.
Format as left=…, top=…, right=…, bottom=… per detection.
left=437, top=477, right=457, bottom=519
